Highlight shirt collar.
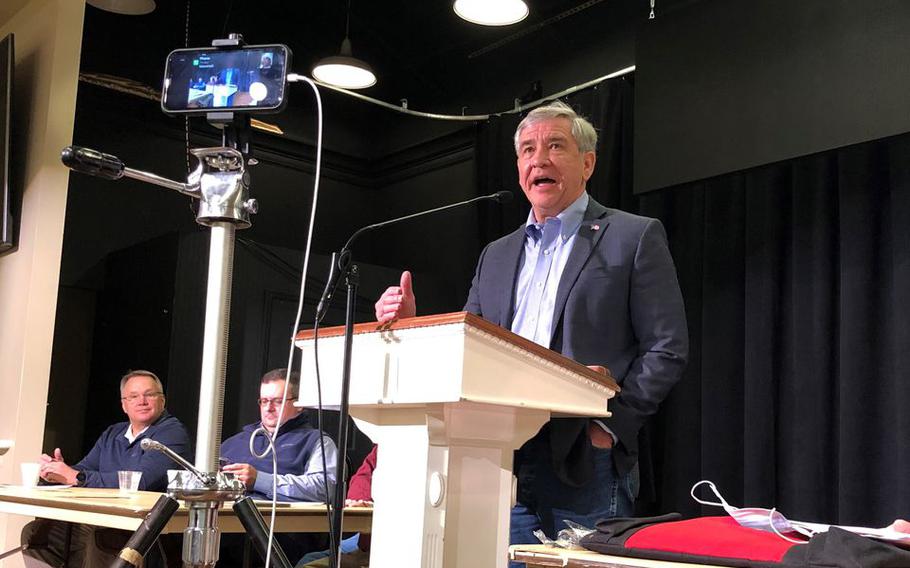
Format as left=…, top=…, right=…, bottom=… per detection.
left=524, top=192, right=589, bottom=241
left=260, top=411, right=307, bottom=437
left=124, top=424, right=150, bottom=444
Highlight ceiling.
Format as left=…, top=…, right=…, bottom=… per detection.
left=0, top=0, right=30, bottom=25
left=79, top=0, right=663, bottom=118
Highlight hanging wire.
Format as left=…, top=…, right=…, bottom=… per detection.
left=310, top=64, right=635, bottom=122
left=219, top=0, right=235, bottom=39
left=183, top=0, right=192, bottom=176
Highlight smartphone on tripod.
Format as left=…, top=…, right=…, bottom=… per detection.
left=161, top=44, right=291, bottom=114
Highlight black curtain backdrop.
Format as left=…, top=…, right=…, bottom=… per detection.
left=475, top=75, right=910, bottom=526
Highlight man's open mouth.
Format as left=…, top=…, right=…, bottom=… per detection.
left=533, top=177, right=556, bottom=186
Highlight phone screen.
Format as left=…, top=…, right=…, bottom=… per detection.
left=161, top=44, right=290, bottom=114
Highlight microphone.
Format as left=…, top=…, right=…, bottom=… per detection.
left=491, top=190, right=513, bottom=204
left=315, top=190, right=513, bottom=322
left=315, top=251, right=347, bottom=323
left=139, top=438, right=164, bottom=451
left=141, top=438, right=209, bottom=482
left=61, top=145, right=125, bottom=180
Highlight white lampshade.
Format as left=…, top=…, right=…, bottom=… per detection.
left=454, top=0, right=529, bottom=26
left=312, top=38, right=377, bottom=89
left=87, top=0, right=156, bottom=15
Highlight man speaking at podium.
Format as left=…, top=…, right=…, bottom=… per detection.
left=375, top=101, right=688, bottom=554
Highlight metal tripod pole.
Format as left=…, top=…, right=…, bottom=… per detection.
left=196, top=222, right=235, bottom=472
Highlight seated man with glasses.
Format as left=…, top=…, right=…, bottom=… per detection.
left=22, top=369, right=191, bottom=568
left=221, top=368, right=337, bottom=502
left=219, top=368, right=338, bottom=565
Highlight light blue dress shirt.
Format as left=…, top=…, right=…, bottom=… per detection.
left=510, top=192, right=616, bottom=442
left=511, top=192, right=589, bottom=347
left=252, top=435, right=337, bottom=502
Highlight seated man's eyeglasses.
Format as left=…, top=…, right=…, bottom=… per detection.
left=257, top=397, right=297, bottom=407
left=121, top=391, right=163, bottom=403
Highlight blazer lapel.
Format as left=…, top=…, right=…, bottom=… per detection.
left=552, top=200, right=610, bottom=332
left=498, top=228, right=527, bottom=327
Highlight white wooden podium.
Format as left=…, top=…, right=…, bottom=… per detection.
left=294, top=312, right=619, bottom=568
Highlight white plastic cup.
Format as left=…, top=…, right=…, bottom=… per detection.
left=20, top=462, right=40, bottom=487
left=117, top=470, right=142, bottom=493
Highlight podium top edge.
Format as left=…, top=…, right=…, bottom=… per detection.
left=295, top=311, right=478, bottom=340
left=294, top=312, right=620, bottom=392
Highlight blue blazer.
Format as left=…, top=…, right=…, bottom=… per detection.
left=464, top=196, right=688, bottom=485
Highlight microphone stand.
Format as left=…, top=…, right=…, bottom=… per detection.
left=316, top=191, right=512, bottom=568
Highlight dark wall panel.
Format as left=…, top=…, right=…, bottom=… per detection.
left=634, top=0, right=910, bottom=193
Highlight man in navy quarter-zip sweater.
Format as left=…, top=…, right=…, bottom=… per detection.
left=218, top=368, right=338, bottom=566
left=22, top=369, right=191, bottom=568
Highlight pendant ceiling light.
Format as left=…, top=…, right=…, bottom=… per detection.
left=312, top=0, right=377, bottom=90
left=87, top=0, right=156, bottom=15
left=454, top=0, right=529, bottom=26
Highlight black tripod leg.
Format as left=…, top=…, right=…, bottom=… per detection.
left=232, top=497, right=293, bottom=568
left=110, top=494, right=180, bottom=568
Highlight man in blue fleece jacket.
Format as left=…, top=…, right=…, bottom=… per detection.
left=220, top=368, right=337, bottom=502
left=22, top=370, right=191, bottom=568
left=218, top=368, right=337, bottom=565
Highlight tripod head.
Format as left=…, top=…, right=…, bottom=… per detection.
left=61, top=145, right=257, bottom=229
left=189, top=146, right=256, bottom=228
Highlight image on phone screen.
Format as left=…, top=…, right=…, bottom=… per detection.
left=162, top=45, right=290, bottom=114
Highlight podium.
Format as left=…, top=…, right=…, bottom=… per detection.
left=295, top=312, right=619, bottom=568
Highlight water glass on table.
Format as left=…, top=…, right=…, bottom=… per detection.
left=118, top=470, right=142, bottom=493
left=20, top=462, right=40, bottom=487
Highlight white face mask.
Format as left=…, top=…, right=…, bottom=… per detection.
left=690, top=480, right=814, bottom=543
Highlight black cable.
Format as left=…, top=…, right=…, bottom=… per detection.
left=237, top=237, right=306, bottom=283
left=237, top=237, right=376, bottom=308
left=219, top=0, right=235, bottom=39
left=312, top=316, right=339, bottom=562
left=183, top=0, right=192, bottom=178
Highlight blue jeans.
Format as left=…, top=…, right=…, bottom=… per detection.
left=509, top=448, right=636, bottom=568
left=295, top=533, right=360, bottom=566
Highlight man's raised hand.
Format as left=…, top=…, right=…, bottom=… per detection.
left=374, top=271, right=416, bottom=324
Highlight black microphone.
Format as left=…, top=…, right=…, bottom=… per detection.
left=315, top=250, right=348, bottom=323
left=61, top=145, right=125, bottom=180
left=491, top=190, right=514, bottom=204
left=315, top=190, right=513, bottom=322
